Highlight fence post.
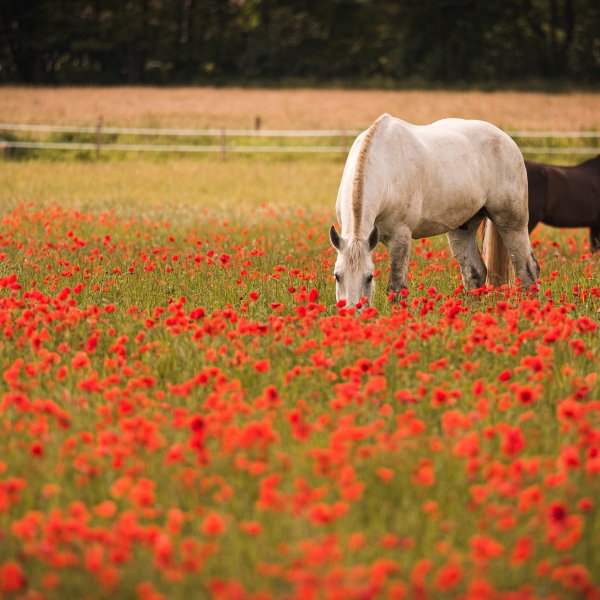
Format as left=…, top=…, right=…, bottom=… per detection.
left=220, top=128, right=226, bottom=160
left=95, top=115, right=104, bottom=159
left=254, top=116, right=261, bottom=131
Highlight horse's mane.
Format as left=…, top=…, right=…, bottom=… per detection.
left=345, top=239, right=369, bottom=271
left=352, top=114, right=389, bottom=237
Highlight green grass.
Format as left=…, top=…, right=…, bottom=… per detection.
left=0, top=158, right=340, bottom=214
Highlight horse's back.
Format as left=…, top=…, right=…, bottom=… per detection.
left=412, top=118, right=525, bottom=195
left=386, top=116, right=511, bottom=147
left=374, top=117, right=522, bottom=175
left=398, top=117, right=524, bottom=182
left=543, top=161, right=600, bottom=228
left=423, top=118, right=516, bottom=149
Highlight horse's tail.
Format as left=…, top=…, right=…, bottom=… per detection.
left=482, top=219, right=514, bottom=287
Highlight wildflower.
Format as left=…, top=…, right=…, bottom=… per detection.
left=470, top=535, right=504, bottom=563
left=348, top=532, right=365, bottom=550
left=129, top=479, right=155, bottom=508
left=71, top=352, right=90, bottom=369
left=435, top=563, right=462, bottom=591
left=412, top=459, right=435, bottom=486
left=551, top=564, right=593, bottom=593
left=510, top=537, right=532, bottom=564
left=253, top=359, right=270, bottom=372
left=513, top=383, right=538, bottom=405
left=453, top=431, right=479, bottom=457
left=94, top=500, right=117, bottom=519
left=432, top=387, right=450, bottom=407
left=376, top=467, right=394, bottom=483
left=500, top=427, right=525, bottom=457
left=239, top=521, right=261, bottom=536
left=0, top=561, right=26, bottom=593
left=30, top=442, right=44, bottom=457
left=137, top=582, right=166, bottom=600
left=498, top=369, right=511, bottom=382
left=201, top=512, right=226, bottom=536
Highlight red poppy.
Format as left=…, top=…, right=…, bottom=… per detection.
left=0, top=561, right=26, bottom=593
left=201, top=512, right=226, bottom=536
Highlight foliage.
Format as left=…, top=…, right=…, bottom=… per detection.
left=1, top=0, right=599, bottom=86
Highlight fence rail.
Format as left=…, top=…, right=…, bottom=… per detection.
left=0, top=121, right=598, bottom=157
left=0, top=123, right=358, bottom=138
left=2, top=141, right=348, bottom=154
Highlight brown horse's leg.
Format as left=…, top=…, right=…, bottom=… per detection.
left=591, top=227, right=600, bottom=253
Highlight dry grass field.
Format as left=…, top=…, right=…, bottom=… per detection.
left=1, top=86, right=599, bottom=131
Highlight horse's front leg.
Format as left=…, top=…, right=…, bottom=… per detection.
left=386, top=228, right=411, bottom=299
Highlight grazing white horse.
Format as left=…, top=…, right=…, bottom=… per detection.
left=329, top=113, right=539, bottom=306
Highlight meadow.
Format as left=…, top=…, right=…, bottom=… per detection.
left=1, top=87, right=599, bottom=130
left=0, top=88, right=599, bottom=599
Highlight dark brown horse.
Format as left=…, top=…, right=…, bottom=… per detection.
left=526, top=155, right=600, bottom=251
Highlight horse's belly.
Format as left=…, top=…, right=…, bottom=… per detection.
left=411, top=199, right=484, bottom=238
left=411, top=221, right=454, bottom=238
left=545, top=206, right=600, bottom=228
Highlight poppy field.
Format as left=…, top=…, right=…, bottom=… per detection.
left=0, top=158, right=599, bottom=600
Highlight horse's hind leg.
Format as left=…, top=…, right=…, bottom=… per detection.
left=591, top=226, right=600, bottom=253
left=447, top=213, right=487, bottom=290
left=495, top=224, right=540, bottom=288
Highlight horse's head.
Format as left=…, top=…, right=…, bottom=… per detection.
left=329, top=225, right=379, bottom=308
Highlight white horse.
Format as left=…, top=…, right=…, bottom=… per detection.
left=329, top=113, right=539, bottom=306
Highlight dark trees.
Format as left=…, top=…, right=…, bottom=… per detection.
left=0, top=0, right=598, bottom=85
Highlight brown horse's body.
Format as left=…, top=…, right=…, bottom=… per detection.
left=526, top=155, right=600, bottom=251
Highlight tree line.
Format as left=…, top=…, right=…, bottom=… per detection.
left=1, top=0, right=598, bottom=86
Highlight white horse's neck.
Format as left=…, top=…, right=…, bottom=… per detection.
left=348, top=113, right=390, bottom=240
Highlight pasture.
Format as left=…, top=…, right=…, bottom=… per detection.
left=0, top=88, right=599, bottom=598
left=1, top=87, right=599, bottom=130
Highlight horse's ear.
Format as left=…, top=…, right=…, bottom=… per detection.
left=330, top=225, right=342, bottom=250
left=368, top=226, right=379, bottom=251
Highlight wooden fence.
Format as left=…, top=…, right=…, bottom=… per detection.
left=0, top=121, right=598, bottom=158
